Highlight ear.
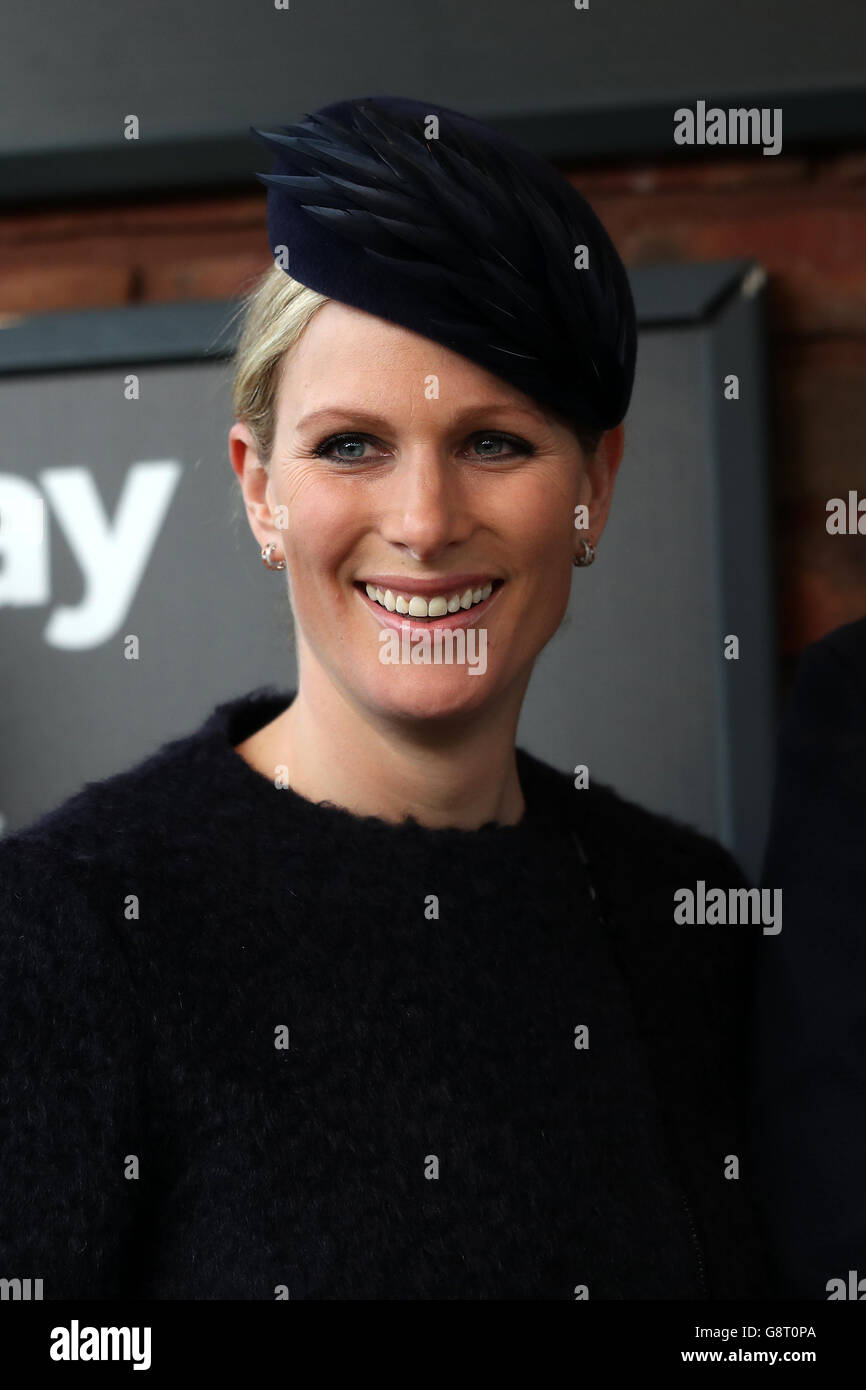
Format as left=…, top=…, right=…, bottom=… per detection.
left=577, top=424, right=625, bottom=537
left=228, top=422, right=284, bottom=554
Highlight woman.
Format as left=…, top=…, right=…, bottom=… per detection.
left=0, top=95, right=770, bottom=1299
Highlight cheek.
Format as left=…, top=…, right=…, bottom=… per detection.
left=502, top=474, right=575, bottom=563
left=279, top=474, right=362, bottom=577
left=503, top=480, right=576, bottom=623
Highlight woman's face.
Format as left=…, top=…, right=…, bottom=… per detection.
left=231, top=299, right=623, bottom=726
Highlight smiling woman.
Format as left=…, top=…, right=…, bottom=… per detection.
left=0, top=94, right=772, bottom=1301
left=228, top=290, right=620, bottom=781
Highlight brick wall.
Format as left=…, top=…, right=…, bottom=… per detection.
left=2, top=149, right=865, bottom=670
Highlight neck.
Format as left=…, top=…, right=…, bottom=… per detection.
left=269, top=663, right=530, bottom=830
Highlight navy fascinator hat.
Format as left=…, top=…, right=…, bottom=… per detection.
left=250, top=95, right=636, bottom=436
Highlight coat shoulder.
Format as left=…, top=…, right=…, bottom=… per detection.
left=0, top=721, right=213, bottom=884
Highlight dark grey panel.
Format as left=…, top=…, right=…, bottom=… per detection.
left=517, top=264, right=777, bottom=880
left=701, top=268, right=778, bottom=868
left=4, top=89, right=866, bottom=206
left=0, top=359, right=287, bottom=825
left=517, top=323, right=724, bottom=832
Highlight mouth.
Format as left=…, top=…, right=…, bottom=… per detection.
left=354, top=576, right=505, bottom=632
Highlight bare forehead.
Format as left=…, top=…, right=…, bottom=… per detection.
left=288, top=300, right=483, bottom=375
left=277, top=303, right=543, bottom=420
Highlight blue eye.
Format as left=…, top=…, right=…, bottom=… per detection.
left=313, top=433, right=377, bottom=462
left=469, top=433, right=531, bottom=459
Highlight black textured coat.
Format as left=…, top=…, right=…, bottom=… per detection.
left=0, top=687, right=771, bottom=1299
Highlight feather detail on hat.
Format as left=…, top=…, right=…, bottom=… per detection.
left=250, top=97, right=636, bottom=430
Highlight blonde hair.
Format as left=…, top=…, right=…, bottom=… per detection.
left=230, top=264, right=330, bottom=468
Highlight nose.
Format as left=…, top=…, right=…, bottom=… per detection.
left=377, top=444, right=474, bottom=561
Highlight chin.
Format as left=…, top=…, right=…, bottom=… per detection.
left=357, top=664, right=499, bottom=724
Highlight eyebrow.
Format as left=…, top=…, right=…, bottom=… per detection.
left=293, top=402, right=549, bottom=432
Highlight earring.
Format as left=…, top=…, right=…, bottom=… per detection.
left=261, top=542, right=286, bottom=571
left=573, top=539, right=596, bottom=567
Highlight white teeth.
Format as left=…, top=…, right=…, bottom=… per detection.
left=362, top=580, right=496, bottom=618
